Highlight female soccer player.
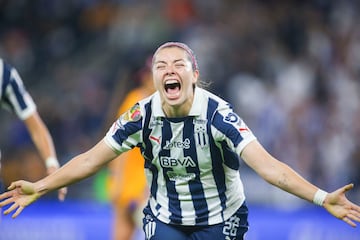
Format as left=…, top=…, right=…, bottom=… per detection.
left=1, top=43, right=359, bottom=240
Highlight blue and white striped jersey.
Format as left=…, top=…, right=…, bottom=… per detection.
left=0, top=59, right=36, bottom=120
left=105, top=87, right=256, bottom=226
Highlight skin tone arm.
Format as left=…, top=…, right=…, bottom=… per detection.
left=241, top=139, right=360, bottom=227
left=23, top=111, right=67, bottom=201
left=0, top=139, right=117, bottom=218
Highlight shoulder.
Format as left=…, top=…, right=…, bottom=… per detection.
left=196, top=88, right=234, bottom=121
left=119, top=92, right=156, bottom=122
left=199, top=88, right=231, bottom=110
left=199, top=89, right=245, bottom=129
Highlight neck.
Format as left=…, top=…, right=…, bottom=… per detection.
left=162, top=97, right=193, bottom=118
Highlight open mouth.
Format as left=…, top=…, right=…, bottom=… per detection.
left=164, top=80, right=181, bottom=97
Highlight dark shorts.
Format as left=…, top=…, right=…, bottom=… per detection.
left=142, top=203, right=249, bottom=240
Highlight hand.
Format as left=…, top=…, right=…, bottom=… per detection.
left=47, top=166, right=67, bottom=201
left=0, top=180, right=40, bottom=218
left=323, top=183, right=360, bottom=227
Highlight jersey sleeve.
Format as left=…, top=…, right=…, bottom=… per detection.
left=104, top=103, right=143, bottom=154
left=211, top=106, right=256, bottom=156
left=1, top=62, right=36, bottom=120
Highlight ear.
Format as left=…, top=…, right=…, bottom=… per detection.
left=192, top=70, right=199, bottom=84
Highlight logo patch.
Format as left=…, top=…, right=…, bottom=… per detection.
left=144, top=214, right=156, bottom=240
left=167, top=171, right=196, bottom=182
left=122, top=103, right=141, bottom=122
left=149, top=117, right=163, bottom=128
left=160, top=156, right=196, bottom=168
left=194, top=119, right=208, bottom=148
left=224, top=112, right=239, bottom=123
left=150, top=135, right=161, bottom=144
left=163, top=139, right=190, bottom=150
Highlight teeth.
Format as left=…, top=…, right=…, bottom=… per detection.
left=165, top=79, right=179, bottom=84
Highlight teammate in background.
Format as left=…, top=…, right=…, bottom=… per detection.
left=0, top=58, right=66, bottom=200
left=107, top=58, right=154, bottom=240
left=1, top=42, right=360, bottom=240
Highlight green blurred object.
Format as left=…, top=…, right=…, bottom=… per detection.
left=93, top=168, right=110, bottom=202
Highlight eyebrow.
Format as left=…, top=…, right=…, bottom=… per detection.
left=154, top=59, right=186, bottom=65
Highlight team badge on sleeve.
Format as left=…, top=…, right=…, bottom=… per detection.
left=224, top=112, right=239, bottom=123
left=121, top=103, right=142, bottom=122
left=223, top=111, right=251, bottom=133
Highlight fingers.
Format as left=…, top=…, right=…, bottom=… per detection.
left=351, top=202, right=360, bottom=214
left=4, top=202, right=19, bottom=215
left=2, top=202, right=24, bottom=219
left=342, top=183, right=354, bottom=193
left=12, top=205, right=24, bottom=218
left=58, top=187, right=67, bottom=202
left=8, top=180, right=25, bottom=191
left=0, top=197, right=15, bottom=207
left=7, top=182, right=17, bottom=190
left=3, top=203, right=25, bottom=219
left=342, top=217, right=356, bottom=228
left=348, top=211, right=360, bottom=223
left=0, top=191, right=13, bottom=201
left=342, top=201, right=360, bottom=227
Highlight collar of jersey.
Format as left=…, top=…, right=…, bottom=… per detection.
left=152, top=87, right=205, bottom=117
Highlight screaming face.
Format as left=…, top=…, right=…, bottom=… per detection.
left=152, top=46, right=199, bottom=117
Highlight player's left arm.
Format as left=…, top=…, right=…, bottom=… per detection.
left=241, top=140, right=360, bottom=227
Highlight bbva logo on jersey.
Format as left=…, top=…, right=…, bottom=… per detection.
left=160, top=156, right=196, bottom=168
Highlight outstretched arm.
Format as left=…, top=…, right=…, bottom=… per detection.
left=23, top=111, right=67, bottom=201
left=0, top=139, right=117, bottom=218
left=241, top=140, right=360, bottom=227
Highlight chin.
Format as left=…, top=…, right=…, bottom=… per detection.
left=165, top=95, right=181, bottom=103
left=166, top=100, right=181, bottom=106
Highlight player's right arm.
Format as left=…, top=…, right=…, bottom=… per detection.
left=0, top=139, right=118, bottom=218
left=241, top=140, right=360, bottom=227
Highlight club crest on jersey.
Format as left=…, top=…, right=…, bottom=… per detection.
left=194, top=118, right=208, bottom=148
left=122, top=103, right=141, bottom=122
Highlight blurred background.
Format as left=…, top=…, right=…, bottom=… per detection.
left=0, top=0, right=360, bottom=239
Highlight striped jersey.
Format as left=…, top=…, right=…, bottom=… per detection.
left=104, top=87, right=256, bottom=226
left=0, top=59, right=36, bottom=120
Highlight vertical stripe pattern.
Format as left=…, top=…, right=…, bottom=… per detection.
left=104, top=88, right=257, bottom=226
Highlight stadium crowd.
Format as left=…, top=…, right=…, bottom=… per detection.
left=0, top=0, right=359, bottom=205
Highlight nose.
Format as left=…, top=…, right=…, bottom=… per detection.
left=165, top=64, right=175, bottom=75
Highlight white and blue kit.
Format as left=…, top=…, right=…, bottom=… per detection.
left=105, top=87, right=256, bottom=227
left=0, top=58, right=37, bottom=192
left=0, top=59, right=36, bottom=120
